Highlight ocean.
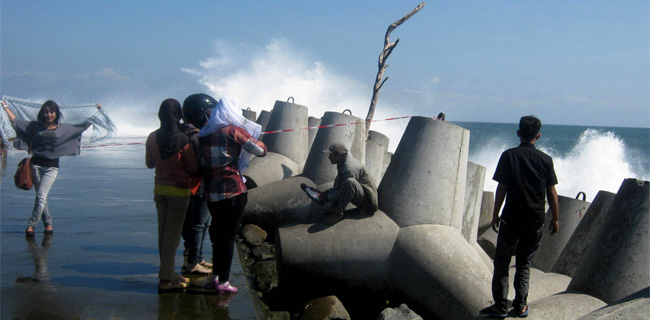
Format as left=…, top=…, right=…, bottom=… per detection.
left=0, top=118, right=647, bottom=319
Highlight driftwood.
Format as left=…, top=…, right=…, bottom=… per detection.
left=365, top=2, right=425, bottom=137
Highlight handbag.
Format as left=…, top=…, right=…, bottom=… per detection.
left=14, top=140, right=33, bottom=190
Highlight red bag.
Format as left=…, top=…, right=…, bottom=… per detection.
left=14, top=156, right=33, bottom=190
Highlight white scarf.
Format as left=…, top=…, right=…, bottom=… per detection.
left=199, top=96, right=261, bottom=173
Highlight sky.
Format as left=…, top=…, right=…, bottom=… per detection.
left=1, top=0, right=648, bottom=131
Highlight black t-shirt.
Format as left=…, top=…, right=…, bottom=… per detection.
left=493, top=142, right=558, bottom=226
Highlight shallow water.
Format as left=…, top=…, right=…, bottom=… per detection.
left=0, top=139, right=260, bottom=319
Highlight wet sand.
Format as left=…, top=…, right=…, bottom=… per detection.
left=1, top=140, right=260, bottom=319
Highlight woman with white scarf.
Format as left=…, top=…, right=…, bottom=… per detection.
left=199, top=96, right=267, bottom=294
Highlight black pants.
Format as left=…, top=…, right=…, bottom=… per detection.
left=207, top=193, right=247, bottom=282
left=491, top=221, right=543, bottom=312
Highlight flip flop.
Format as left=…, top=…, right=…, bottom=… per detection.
left=516, top=305, right=529, bottom=317
left=300, top=183, right=324, bottom=206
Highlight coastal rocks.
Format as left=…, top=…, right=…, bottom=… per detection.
left=238, top=224, right=278, bottom=294
left=241, top=224, right=267, bottom=246
left=377, top=304, right=422, bottom=320
left=300, top=296, right=350, bottom=320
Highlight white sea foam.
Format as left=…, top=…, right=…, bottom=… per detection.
left=476, top=129, right=647, bottom=202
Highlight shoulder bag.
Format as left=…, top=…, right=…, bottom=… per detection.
left=14, top=138, right=34, bottom=190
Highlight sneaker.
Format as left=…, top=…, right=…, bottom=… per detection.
left=479, top=305, right=507, bottom=318
left=324, top=212, right=344, bottom=225
left=186, top=263, right=212, bottom=274
left=199, top=260, right=213, bottom=268
left=215, top=281, right=238, bottom=295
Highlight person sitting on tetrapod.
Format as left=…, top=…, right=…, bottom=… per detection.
left=316, top=142, right=378, bottom=225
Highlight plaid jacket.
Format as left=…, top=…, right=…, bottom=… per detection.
left=199, top=125, right=265, bottom=202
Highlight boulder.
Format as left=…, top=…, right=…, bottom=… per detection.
left=300, top=296, right=351, bottom=320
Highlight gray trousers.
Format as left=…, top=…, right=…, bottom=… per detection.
left=28, top=165, right=58, bottom=229
left=328, top=178, right=366, bottom=214
left=491, top=221, right=543, bottom=312
left=154, top=194, right=190, bottom=281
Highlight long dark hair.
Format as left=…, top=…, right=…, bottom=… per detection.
left=37, top=100, right=63, bottom=124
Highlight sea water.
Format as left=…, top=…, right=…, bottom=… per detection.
left=1, top=120, right=647, bottom=319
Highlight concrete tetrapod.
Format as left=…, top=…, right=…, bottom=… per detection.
left=478, top=191, right=494, bottom=238
left=381, top=151, right=392, bottom=182
left=531, top=193, right=590, bottom=272
left=302, top=111, right=367, bottom=185
left=551, top=191, right=616, bottom=277
left=462, top=161, right=486, bottom=243
left=525, top=292, right=607, bottom=320
left=276, top=210, right=399, bottom=292
left=577, top=288, right=650, bottom=320
left=256, top=110, right=272, bottom=134
left=307, top=116, right=321, bottom=152
left=568, top=178, right=650, bottom=304
left=378, top=117, right=470, bottom=229
left=242, top=108, right=257, bottom=122
left=243, top=152, right=299, bottom=189
left=262, top=100, right=309, bottom=169
left=365, top=130, right=389, bottom=186
left=243, top=176, right=318, bottom=230
left=387, top=225, right=492, bottom=320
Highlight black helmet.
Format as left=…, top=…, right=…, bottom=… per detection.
left=182, top=93, right=217, bottom=128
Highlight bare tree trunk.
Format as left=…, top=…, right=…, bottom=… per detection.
left=365, top=2, right=425, bottom=137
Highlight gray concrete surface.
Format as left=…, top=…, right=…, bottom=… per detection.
left=478, top=191, right=494, bottom=238
left=302, top=111, right=366, bottom=185
left=577, top=288, right=650, bottom=320
left=243, top=152, right=299, bottom=188
left=378, top=117, right=470, bottom=229
left=568, top=179, right=650, bottom=304
left=262, top=100, right=309, bottom=169
left=526, top=292, right=607, bottom=320
left=551, top=191, right=616, bottom=277
left=365, top=130, right=389, bottom=186
left=532, top=194, right=591, bottom=272
left=242, top=108, right=257, bottom=122
left=307, top=116, right=321, bottom=152
left=462, top=161, right=486, bottom=243
left=388, top=225, right=492, bottom=320
left=244, top=176, right=317, bottom=229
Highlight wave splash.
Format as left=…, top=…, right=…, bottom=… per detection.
left=477, top=129, right=647, bottom=202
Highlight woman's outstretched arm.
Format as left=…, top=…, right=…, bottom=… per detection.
left=1, top=100, right=17, bottom=123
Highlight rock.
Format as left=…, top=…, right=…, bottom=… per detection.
left=250, top=260, right=278, bottom=293
left=300, top=296, right=351, bottom=320
left=241, top=224, right=268, bottom=245
left=252, top=242, right=276, bottom=261
left=377, top=304, right=423, bottom=320
left=267, top=311, right=291, bottom=320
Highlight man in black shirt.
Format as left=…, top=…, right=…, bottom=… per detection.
left=480, top=116, right=560, bottom=318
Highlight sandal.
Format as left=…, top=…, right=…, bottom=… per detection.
left=25, top=228, right=35, bottom=237
left=158, top=276, right=188, bottom=292
left=479, top=305, right=508, bottom=318
left=515, top=305, right=529, bottom=318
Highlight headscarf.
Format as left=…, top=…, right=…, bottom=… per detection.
left=156, top=98, right=189, bottom=159
left=198, top=96, right=261, bottom=173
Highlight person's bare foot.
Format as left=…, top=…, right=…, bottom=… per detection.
left=25, top=227, right=35, bottom=236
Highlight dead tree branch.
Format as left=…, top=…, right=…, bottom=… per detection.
left=365, top=2, right=425, bottom=137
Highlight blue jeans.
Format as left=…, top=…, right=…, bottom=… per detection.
left=182, top=185, right=211, bottom=265
left=28, top=164, right=58, bottom=229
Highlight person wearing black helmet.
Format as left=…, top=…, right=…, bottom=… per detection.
left=179, top=93, right=217, bottom=275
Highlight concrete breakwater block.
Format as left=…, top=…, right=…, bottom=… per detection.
left=462, top=161, right=486, bottom=243
left=256, top=110, right=272, bottom=134
left=478, top=191, right=494, bottom=237
left=302, top=111, right=366, bottom=185
left=387, top=225, right=492, bottom=320
left=244, top=152, right=299, bottom=188
left=276, top=210, right=399, bottom=292
left=378, top=117, right=470, bottom=229
left=526, top=292, right=606, bottom=320
left=532, top=193, right=591, bottom=272
left=242, top=108, right=257, bottom=122
left=506, top=268, right=571, bottom=303
left=307, top=116, right=321, bottom=152
left=263, top=100, right=309, bottom=169
left=568, top=179, right=650, bottom=304
left=577, top=288, right=650, bottom=320
left=244, top=176, right=317, bottom=229
left=552, top=191, right=616, bottom=277
left=365, top=130, right=389, bottom=186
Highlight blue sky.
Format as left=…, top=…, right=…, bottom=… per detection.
left=1, top=1, right=648, bottom=129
